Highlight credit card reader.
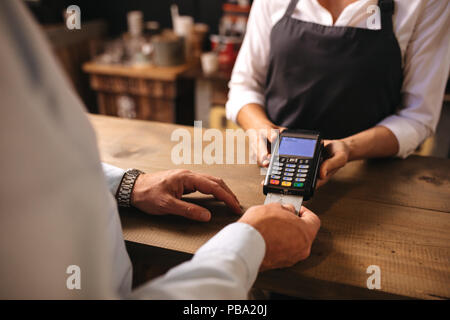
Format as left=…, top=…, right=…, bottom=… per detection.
left=263, top=130, right=323, bottom=214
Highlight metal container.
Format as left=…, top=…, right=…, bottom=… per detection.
left=152, top=35, right=185, bottom=67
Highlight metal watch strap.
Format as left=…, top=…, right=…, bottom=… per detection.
left=116, top=169, right=144, bottom=207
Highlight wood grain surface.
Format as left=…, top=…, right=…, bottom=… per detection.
left=90, top=114, right=450, bottom=299
left=83, top=62, right=192, bottom=82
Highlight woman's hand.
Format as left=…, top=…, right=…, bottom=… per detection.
left=236, top=103, right=285, bottom=167
left=249, top=125, right=285, bottom=167
left=317, top=127, right=399, bottom=187
left=317, top=140, right=350, bottom=188
left=131, top=169, right=242, bottom=222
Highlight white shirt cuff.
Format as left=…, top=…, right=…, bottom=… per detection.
left=194, top=222, right=266, bottom=289
left=101, top=163, right=125, bottom=195
left=377, top=115, right=430, bottom=159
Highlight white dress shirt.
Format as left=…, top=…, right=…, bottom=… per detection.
left=226, top=0, right=450, bottom=158
left=0, top=0, right=265, bottom=299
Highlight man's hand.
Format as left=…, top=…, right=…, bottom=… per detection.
left=238, top=203, right=320, bottom=271
left=131, top=169, right=242, bottom=222
left=317, top=139, right=350, bottom=188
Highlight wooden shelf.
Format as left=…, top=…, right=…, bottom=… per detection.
left=83, top=61, right=194, bottom=82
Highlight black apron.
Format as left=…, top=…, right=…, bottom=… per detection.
left=264, top=0, right=403, bottom=139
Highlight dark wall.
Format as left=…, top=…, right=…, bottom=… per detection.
left=27, top=0, right=224, bottom=37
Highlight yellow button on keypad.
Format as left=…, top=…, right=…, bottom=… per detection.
left=281, top=181, right=292, bottom=187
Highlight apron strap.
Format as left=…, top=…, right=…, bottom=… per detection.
left=378, top=0, right=395, bottom=32
left=284, top=0, right=300, bottom=18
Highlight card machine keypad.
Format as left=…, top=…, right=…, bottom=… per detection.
left=269, top=157, right=310, bottom=189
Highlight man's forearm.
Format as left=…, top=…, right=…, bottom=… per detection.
left=130, top=223, right=265, bottom=299
left=342, top=126, right=400, bottom=161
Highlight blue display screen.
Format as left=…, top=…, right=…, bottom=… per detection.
left=279, top=137, right=316, bottom=157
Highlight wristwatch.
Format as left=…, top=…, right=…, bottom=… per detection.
left=116, top=168, right=144, bottom=207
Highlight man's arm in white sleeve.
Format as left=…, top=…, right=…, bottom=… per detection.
left=102, top=163, right=125, bottom=195
left=378, top=0, right=450, bottom=158
left=129, top=223, right=266, bottom=300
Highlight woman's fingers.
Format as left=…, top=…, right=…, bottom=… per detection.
left=316, top=168, right=339, bottom=188
left=248, top=131, right=269, bottom=166
left=258, top=127, right=282, bottom=167
left=257, top=133, right=271, bottom=167
left=249, top=126, right=284, bottom=167
left=321, top=152, right=347, bottom=178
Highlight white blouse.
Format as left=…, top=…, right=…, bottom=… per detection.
left=226, top=0, right=450, bottom=158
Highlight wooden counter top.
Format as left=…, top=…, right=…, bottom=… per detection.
left=90, top=114, right=450, bottom=299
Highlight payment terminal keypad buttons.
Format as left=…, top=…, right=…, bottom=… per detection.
left=269, top=157, right=313, bottom=189
left=273, top=162, right=284, bottom=167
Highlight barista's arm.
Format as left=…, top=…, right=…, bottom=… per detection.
left=317, top=126, right=399, bottom=187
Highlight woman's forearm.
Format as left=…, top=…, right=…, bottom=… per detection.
left=236, top=104, right=276, bottom=130
left=237, top=105, right=399, bottom=164
left=342, top=126, right=399, bottom=161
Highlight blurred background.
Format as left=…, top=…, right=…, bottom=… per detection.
left=25, top=0, right=449, bottom=158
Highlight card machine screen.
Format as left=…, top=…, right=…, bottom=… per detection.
left=279, top=137, right=317, bottom=158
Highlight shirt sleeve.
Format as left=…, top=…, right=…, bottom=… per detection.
left=378, top=0, right=450, bottom=158
left=1, top=0, right=266, bottom=300
left=226, top=0, right=273, bottom=123
left=130, top=222, right=266, bottom=300
left=102, top=163, right=125, bottom=195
